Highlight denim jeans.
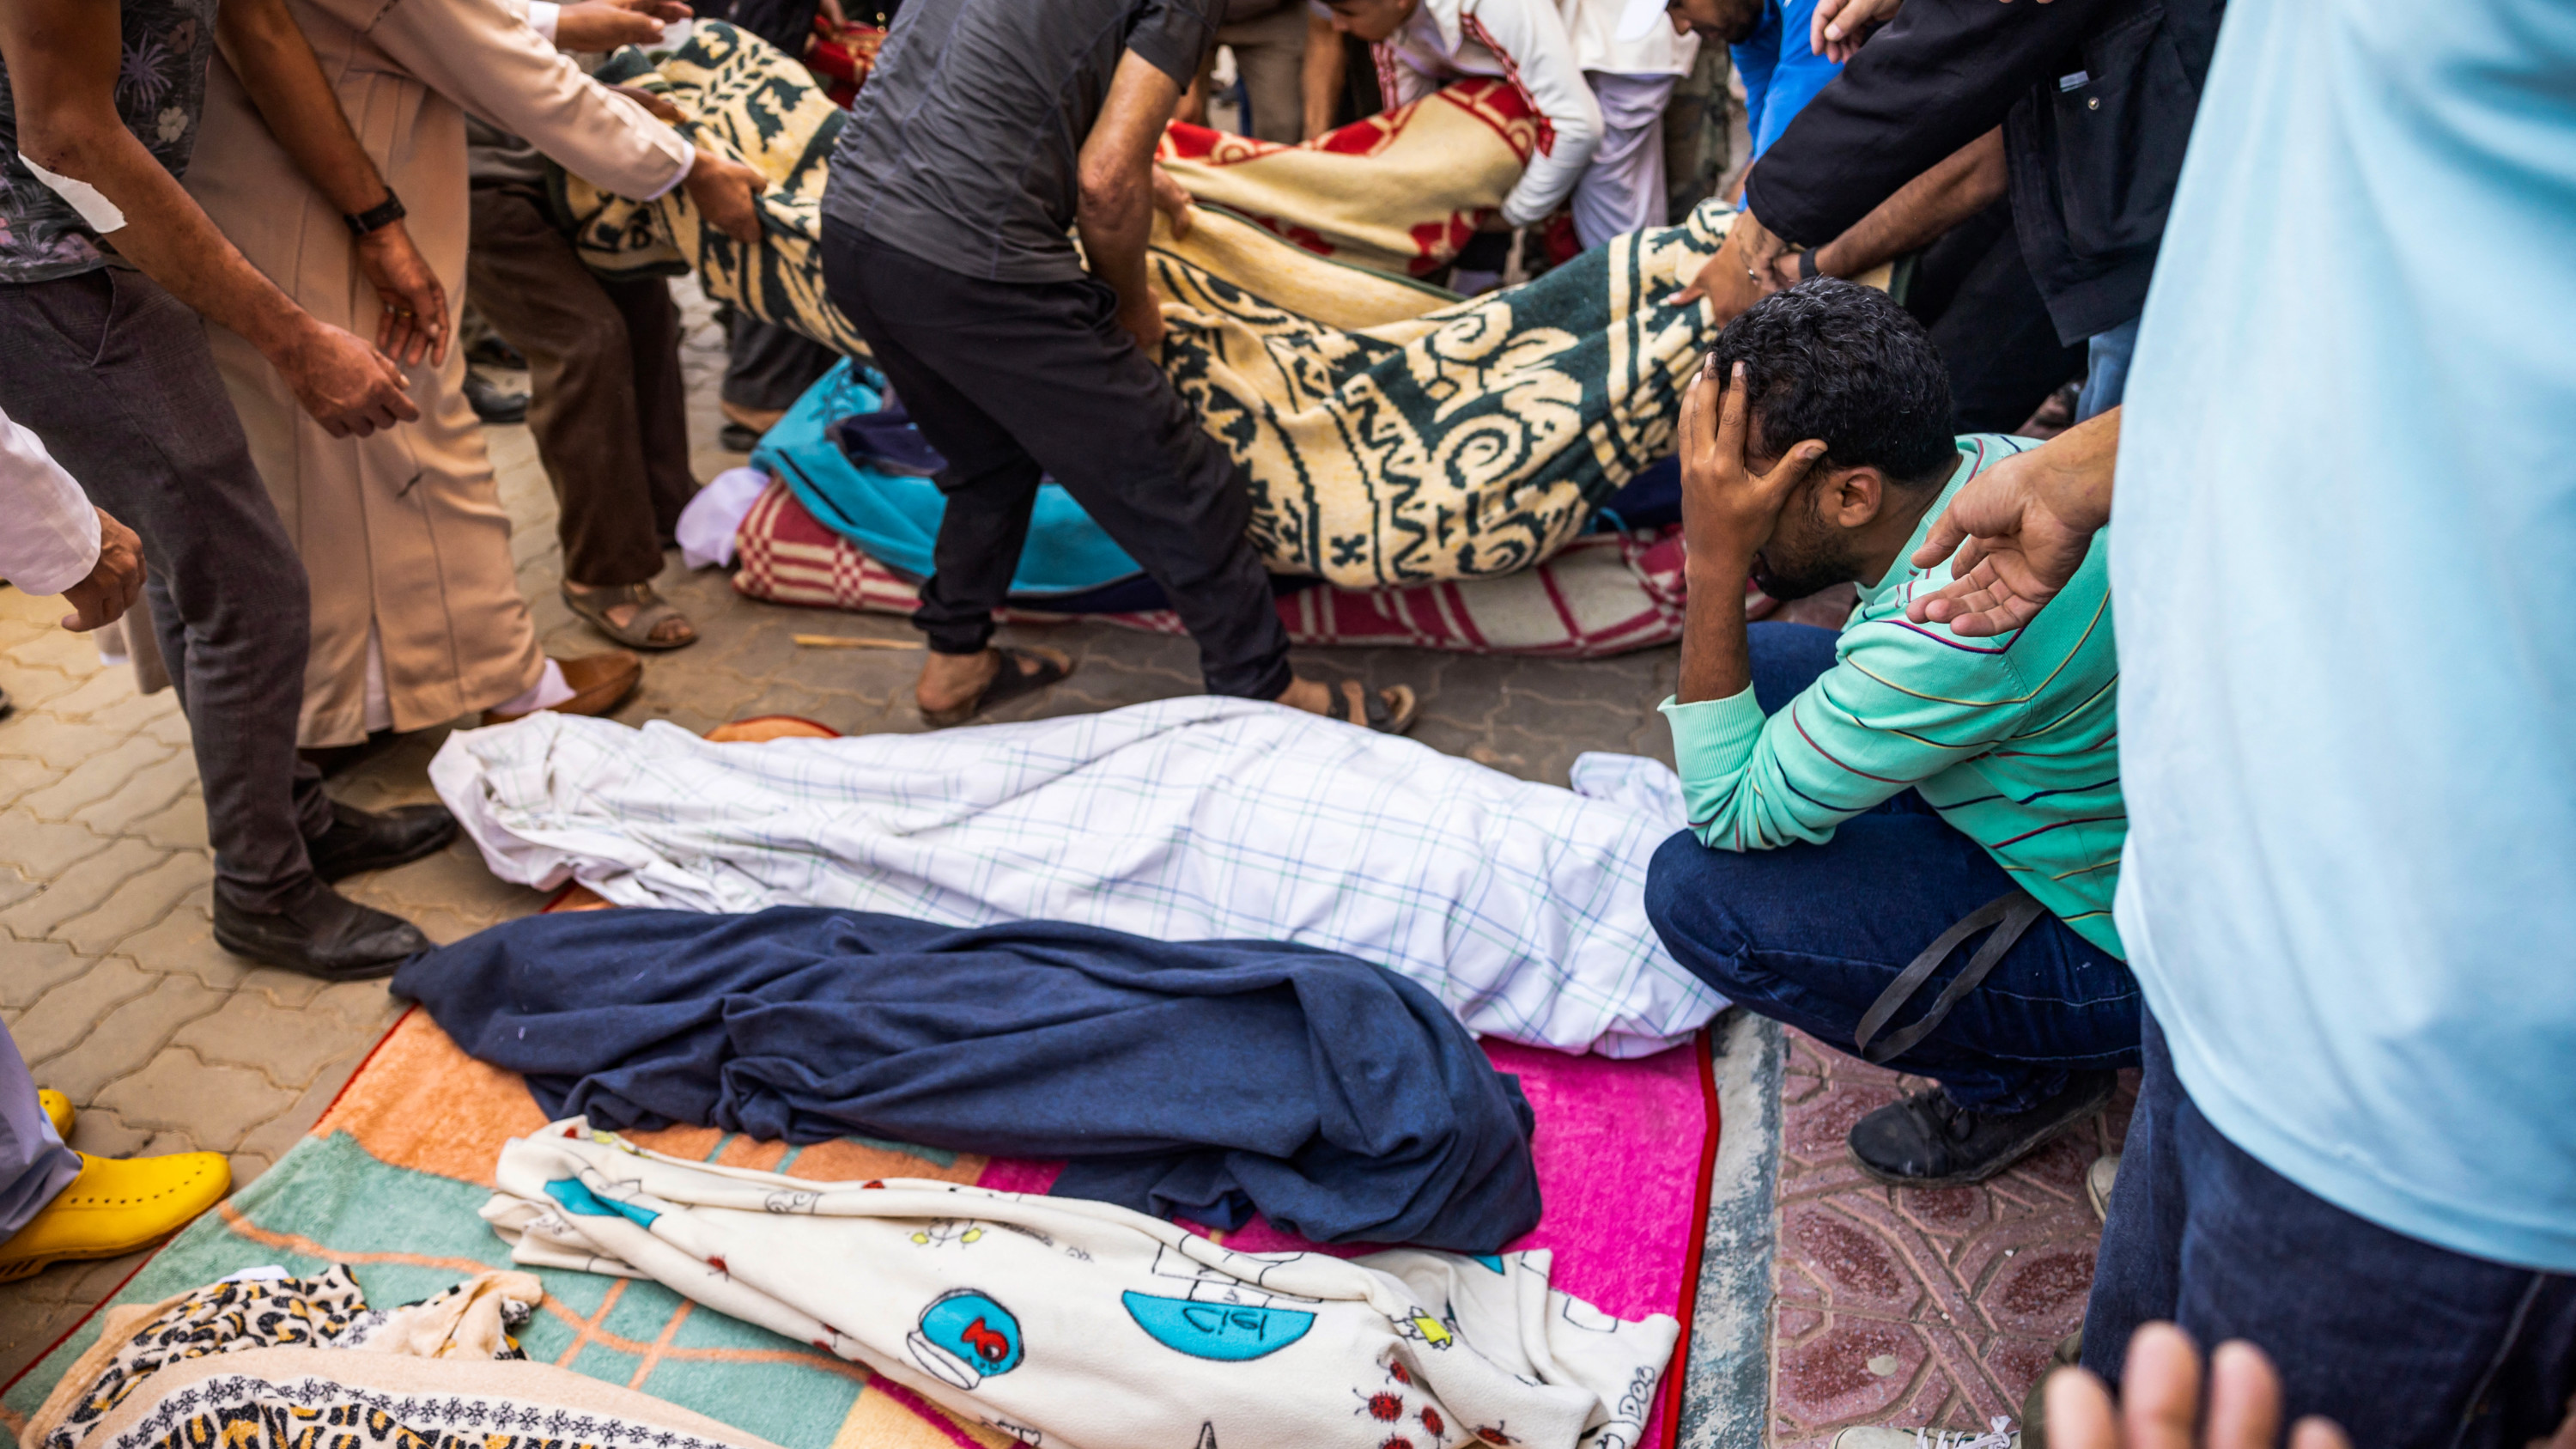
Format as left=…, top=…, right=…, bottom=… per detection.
left=2086, top=1014, right=2576, bottom=1449
left=2076, top=315, right=2141, bottom=422
left=1643, top=624, right=2142, bottom=1112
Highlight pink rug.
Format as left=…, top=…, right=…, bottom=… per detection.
left=543, top=803, right=1725, bottom=1447
left=975, top=1037, right=1720, bottom=1448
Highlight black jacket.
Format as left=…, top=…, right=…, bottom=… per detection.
left=1742, top=0, right=2223, bottom=344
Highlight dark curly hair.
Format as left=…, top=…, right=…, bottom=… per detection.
left=1707, top=278, right=1957, bottom=488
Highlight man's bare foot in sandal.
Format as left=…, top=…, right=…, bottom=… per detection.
left=562, top=581, right=697, bottom=650
left=1276, top=675, right=1419, bottom=735
left=917, top=645, right=1077, bottom=728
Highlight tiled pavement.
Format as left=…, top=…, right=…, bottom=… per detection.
left=0, top=289, right=2116, bottom=1445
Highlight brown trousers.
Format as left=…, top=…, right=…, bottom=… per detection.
left=466, top=180, right=696, bottom=587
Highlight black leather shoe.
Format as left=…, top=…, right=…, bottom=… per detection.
left=465, top=369, right=527, bottom=424
left=304, top=801, right=458, bottom=881
left=1848, top=1070, right=2117, bottom=1188
left=211, top=879, right=432, bottom=981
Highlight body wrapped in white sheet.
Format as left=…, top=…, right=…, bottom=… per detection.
left=429, top=699, right=1722, bottom=1056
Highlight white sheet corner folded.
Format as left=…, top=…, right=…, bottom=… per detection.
left=428, top=700, right=1726, bottom=1056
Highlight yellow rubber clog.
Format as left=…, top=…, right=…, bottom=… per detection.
left=37, top=1090, right=73, bottom=1142
left=0, top=1151, right=229, bottom=1282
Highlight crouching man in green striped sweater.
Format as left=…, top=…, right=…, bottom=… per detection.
left=1644, top=281, right=2136, bottom=1188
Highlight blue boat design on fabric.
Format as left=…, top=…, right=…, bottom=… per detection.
left=543, top=1177, right=660, bottom=1230
left=1121, top=1291, right=1315, bottom=1362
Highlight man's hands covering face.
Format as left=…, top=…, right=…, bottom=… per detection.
left=1678, top=357, right=1825, bottom=576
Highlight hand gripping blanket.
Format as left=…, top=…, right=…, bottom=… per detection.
left=392, top=907, right=1544, bottom=1251
left=556, top=23, right=1741, bottom=587
left=426, top=699, right=1724, bottom=1058
left=485, top=1124, right=1680, bottom=1449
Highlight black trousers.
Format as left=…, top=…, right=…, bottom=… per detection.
left=0, top=270, right=332, bottom=911
left=468, top=181, right=696, bottom=588
left=1905, top=197, right=2085, bottom=435
left=818, top=220, right=1291, bottom=700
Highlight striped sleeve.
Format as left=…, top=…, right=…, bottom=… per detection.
left=1658, top=616, right=2038, bottom=852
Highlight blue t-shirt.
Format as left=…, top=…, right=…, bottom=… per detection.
left=1730, top=0, right=1840, bottom=161
left=2112, top=0, right=2576, bottom=1269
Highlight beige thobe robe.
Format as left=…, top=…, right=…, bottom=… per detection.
left=186, top=0, right=691, bottom=746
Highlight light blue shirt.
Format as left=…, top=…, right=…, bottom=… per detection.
left=2112, top=0, right=2576, bottom=1268
left=1730, top=0, right=1839, bottom=161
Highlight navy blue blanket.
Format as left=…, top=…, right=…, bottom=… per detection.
left=393, top=908, right=1540, bottom=1251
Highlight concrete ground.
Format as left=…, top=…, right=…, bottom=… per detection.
left=0, top=291, right=1684, bottom=1384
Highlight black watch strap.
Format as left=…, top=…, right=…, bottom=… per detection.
left=1796, top=248, right=1820, bottom=281
left=344, top=190, right=406, bottom=238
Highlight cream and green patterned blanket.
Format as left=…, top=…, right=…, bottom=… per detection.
left=562, top=24, right=1735, bottom=587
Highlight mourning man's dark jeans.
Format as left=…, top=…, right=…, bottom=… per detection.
left=1643, top=622, right=2142, bottom=1111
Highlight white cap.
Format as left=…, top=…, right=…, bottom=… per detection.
left=1614, top=0, right=1670, bottom=42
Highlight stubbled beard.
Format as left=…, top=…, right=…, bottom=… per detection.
left=1750, top=551, right=1851, bottom=604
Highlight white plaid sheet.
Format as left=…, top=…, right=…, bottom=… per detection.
left=428, top=698, right=1725, bottom=1057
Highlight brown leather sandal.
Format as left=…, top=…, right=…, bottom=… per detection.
left=1329, top=679, right=1419, bottom=735
left=918, top=646, right=1075, bottom=728
left=562, top=581, right=697, bottom=651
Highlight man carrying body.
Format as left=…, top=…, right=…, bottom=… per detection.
left=820, top=0, right=1413, bottom=731
left=1315, top=0, right=1604, bottom=244
left=1643, top=281, right=2134, bottom=1186
left=0, top=0, right=457, bottom=978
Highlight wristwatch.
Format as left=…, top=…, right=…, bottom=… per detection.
left=344, top=189, right=407, bottom=238
left=1795, top=248, right=1820, bottom=281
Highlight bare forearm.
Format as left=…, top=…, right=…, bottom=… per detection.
left=1301, top=14, right=1345, bottom=139
left=2032, top=405, right=2119, bottom=526
left=1678, top=555, right=1755, bottom=704
left=216, top=0, right=392, bottom=216
left=19, top=123, right=312, bottom=355
left=1078, top=175, right=1154, bottom=309
left=1813, top=127, right=2005, bottom=278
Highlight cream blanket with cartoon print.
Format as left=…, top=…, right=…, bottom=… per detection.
left=485, top=1123, right=1676, bottom=1449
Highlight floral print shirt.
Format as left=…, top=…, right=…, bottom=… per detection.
left=0, top=0, right=218, bottom=281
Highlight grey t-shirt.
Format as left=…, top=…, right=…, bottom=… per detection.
left=0, top=0, right=219, bottom=282
left=822, top=0, right=1223, bottom=284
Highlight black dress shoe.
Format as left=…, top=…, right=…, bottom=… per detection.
left=211, top=879, right=432, bottom=981
left=465, top=370, right=528, bottom=424
left=305, top=801, right=458, bottom=881
left=1848, top=1070, right=2117, bottom=1187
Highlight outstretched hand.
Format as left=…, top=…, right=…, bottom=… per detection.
left=2048, top=1325, right=2348, bottom=1449
left=1905, top=406, right=2117, bottom=636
